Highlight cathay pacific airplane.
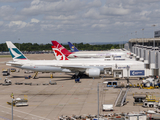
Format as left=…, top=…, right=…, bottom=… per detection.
left=6, top=41, right=71, bottom=73
left=52, top=41, right=131, bottom=58
left=6, top=41, right=144, bottom=78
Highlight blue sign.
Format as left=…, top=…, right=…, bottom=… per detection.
left=115, top=56, right=121, bottom=58
left=130, top=70, right=145, bottom=76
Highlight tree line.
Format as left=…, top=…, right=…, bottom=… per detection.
left=0, top=42, right=123, bottom=52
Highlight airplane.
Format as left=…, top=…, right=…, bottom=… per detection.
left=68, top=41, right=130, bottom=54
left=51, top=45, right=145, bottom=79
left=52, top=41, right=131, bottom=58
left=51, top=45, right=111, bottom=61
left=6, top=41, right=144, bottom=79
left=52, top=44, right=136, bottom=62
left=68, top=42, right=79, bottom=52
left=6, top=41, right=72, bottom=78
left=6, top=41, right=107, bottom=78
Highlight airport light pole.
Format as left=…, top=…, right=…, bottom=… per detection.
left=127, top=65, right=129, bottom=85
left=11, top=98, right=13, bottom=120
left=142, top=29, right=144, bottom=59
left=152, top=25, right=156, bottom=76
left=97, top=83, right=99, bottom=120
left=130, top=33, right=132, bottom=52
left=18, top=38, right=20, bottom=50
left=135, top=31, right=138, bottom=47
left=152, top=25, right=156, bottom=51
left=142, top=28, right=144, bottom=46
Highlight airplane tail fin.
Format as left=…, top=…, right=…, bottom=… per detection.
left=51, top=46, right=69, bottom=60
left=68, top=42, right=79, bottom=52
left=51, top=41, right=72, bottom=57
left=6, top=41, right=28, bottom=61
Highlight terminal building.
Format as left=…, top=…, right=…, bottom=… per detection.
left=125, top=30, right=160, bottom=77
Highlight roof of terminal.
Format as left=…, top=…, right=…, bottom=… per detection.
left=129, top=38, right=160, bottom=43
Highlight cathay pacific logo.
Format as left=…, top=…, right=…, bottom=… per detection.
left=9, top=48, right=26, bottom=59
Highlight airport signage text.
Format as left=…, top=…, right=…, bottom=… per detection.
left=130, top=70, right=145, bottom=76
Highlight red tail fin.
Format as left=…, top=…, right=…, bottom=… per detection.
left=52, top=46, right=69, bottom=60
left=51, top=41, right=72, bottom=57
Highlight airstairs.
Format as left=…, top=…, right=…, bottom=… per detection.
left=115, top=88, right=129, bottom=107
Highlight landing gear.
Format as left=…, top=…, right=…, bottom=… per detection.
left=71, top=73, right=89, bottom=79
left=75, top=77, right=81, bottom=83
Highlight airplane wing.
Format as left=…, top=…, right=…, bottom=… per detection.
left=6, top=61, right=23, bottom=67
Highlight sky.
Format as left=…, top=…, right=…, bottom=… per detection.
left=0, top=0, right=159, bottom=44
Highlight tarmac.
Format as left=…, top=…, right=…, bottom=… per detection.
left=0, top=54, right=160, bottom=120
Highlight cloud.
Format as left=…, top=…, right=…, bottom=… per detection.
left=0, top=0, right=24, bottom=2
left=84, top=8, right=101, bottom=19
left=31, top=0, right=40, bottom=5
left=0, top=21, right=3, bottom=26
left=45, top=15, right=77, bottom=20
left=0, top=5, right=27, bottom=21
left=88, top=0, right=102, bottom=7
left=21, top=0, right=85, bottom=16
left=0, top=6, right=15, bottom=19
left=0, top=0, right=160, bottom=44
left=31, top=18, right=40, bottom=23
left=100, top=6, right=130, bottom=16
left=8, top=21, right=27, bottom=28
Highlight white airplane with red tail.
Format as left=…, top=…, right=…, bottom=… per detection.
left=52, top=41, right=130, bottom=58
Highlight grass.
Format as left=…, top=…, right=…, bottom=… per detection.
left=0, top=55, right=11, bottom=58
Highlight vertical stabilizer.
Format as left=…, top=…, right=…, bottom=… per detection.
left=52, top=46, right=69, bottom=60
left=6, top=41, right=28, bottom=61
left=68, top=42, right=79, bottom=52
left=51, top=41, right=72, bottom=57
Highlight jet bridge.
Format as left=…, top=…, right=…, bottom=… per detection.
left=149, top=50, right=156, bottom=69
left=144, top=46, right=152, bottom=64
left=140, top=46, right=144, bottom=61
left=104, top=68, right=112, bottom=75
left=113, top=70, right=123, bottom=79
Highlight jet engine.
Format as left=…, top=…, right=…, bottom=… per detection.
left=85, top=68, right=100, bottom=77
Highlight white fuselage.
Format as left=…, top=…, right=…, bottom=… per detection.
left=68, top=50, right=130, bottom=58
left=6, top=59, right=143, bottom=74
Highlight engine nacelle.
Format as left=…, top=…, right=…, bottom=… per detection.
left=85, top=68, right=100, bottom=77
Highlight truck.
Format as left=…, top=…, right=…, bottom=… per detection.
left=102, top=104, right=113, bottom=111
left=2, top=69, right=10, bottom=76
left=7, top=98, right=28, bottom=107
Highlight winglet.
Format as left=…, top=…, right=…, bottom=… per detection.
left=52, top=46, right=69, bottom=60
left=68, top=42, right=79, bottom=52
left=6, top=41, right=28, bottom=61
left=51, top=41, right=72, bottom=57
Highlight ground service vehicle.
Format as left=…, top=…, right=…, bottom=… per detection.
left=2, top=69, right=10, bottom=76
left=10, top=68, right=16, bottom=72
